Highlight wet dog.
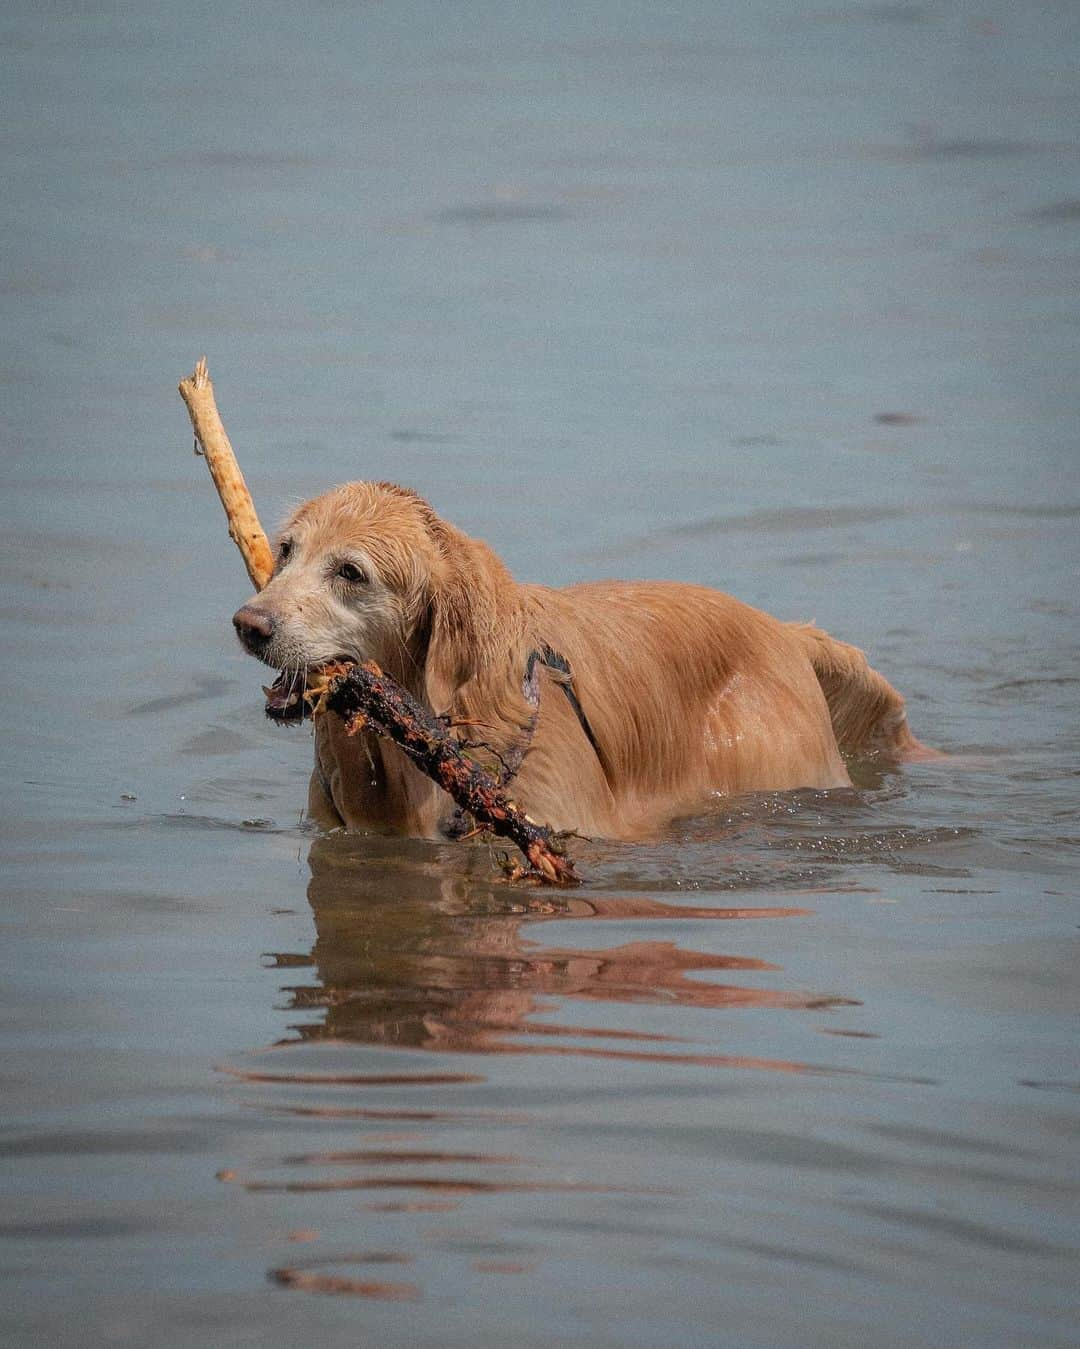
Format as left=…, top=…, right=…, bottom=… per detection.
left=233, top=481, right=927, bottom=838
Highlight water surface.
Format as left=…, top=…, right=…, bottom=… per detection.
left=2, top=2, right=1078, bottom=1346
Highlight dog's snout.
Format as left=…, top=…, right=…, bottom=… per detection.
left=233, top=604, right=275, bottom=650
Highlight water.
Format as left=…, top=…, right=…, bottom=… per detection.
left=2, top=2, right=1079, bottom=1345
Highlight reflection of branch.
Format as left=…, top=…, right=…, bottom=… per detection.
left=324, top=662, right=581, bottom=888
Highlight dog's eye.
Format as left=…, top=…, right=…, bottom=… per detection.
left=337, top=561, right=368, bottom=584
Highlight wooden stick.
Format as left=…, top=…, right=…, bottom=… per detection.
left=323, top=662, right=581, bottom=887
left=179, top=359, right=581, bottom=885
left=178, top=357, right=275, bottom=590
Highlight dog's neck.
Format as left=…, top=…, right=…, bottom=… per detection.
left=310, top=619, right=448, bottom=835
left=313, top=710, right=445, bottom=836
left=310, top=596, right=534, bottom=839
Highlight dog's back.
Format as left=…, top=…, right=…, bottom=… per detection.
left=483, top=581, right=850, bottom=835
left=234, top=481, right=930, bottom=839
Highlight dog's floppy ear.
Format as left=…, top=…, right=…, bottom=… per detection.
left=422, top=517, right=514, bottom=714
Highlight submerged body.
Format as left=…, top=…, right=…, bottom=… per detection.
left=233, top=482, right=925, bottom=840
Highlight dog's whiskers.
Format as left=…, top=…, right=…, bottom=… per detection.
left=389, top=627, right=422, bottom=684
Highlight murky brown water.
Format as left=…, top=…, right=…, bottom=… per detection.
left=3, top=1, right=1079, bottom=1346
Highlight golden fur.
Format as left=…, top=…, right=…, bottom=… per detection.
left=232, top=482, right=927, bottom=839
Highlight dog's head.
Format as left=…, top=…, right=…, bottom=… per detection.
left=232, top=482, right=510, bottom=708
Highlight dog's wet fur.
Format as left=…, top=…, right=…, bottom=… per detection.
left=233, top=482, right=929, bottom=839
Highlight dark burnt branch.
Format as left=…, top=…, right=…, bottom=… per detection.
left=324, top=662, right=580, bottom=888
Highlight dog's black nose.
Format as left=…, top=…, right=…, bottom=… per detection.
left=233, top=605, right=275, bottom=650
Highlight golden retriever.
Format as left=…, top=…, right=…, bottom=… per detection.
left=232, top=481, right=928, bottom=839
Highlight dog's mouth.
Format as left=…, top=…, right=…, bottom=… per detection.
left=263, top=661, right=354, bottom=723
left=262, top=669, right=308, bottom=722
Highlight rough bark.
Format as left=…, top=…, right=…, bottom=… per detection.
left=322, top=662, right=581, bottom=887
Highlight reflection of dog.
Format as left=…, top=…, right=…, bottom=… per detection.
left=233, top=482, right=928, bottom=837
left=286, top=837, right=840, bottom=1057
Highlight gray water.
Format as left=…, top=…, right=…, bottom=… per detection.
left=2, top=2, right=1079, bottom=1345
